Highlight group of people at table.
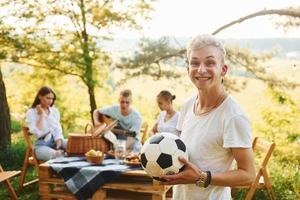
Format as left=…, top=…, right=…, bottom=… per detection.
left=25, top=34, right=255, bottom=200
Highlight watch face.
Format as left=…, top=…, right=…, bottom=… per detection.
left=195, top=171, right=207, bottom=188
left=196, top=180, right=205, bottom=187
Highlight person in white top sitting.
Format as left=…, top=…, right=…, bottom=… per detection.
left=160, top=34, right=256, bottom=200
left=25, top=86, right=67, bottom=161
left=150, top=90, right=179, bottom=136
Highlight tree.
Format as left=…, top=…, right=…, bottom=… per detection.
left=0, top=67, right=11, bottom=150
left=0, top=0, right=155, bottom=121
left=117, top=8, right=300, bottom=91
left=0, top=22, right=22, bottom=149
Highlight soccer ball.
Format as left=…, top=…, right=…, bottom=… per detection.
left=140, top=132, right=188, bottom=180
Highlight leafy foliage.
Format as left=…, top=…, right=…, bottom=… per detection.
left=248, top=87, right=300, bottom=199
left=0, top=0, right=156, bottom=120
left=117, top=36, right=298, bottom=92
left=275, top=6, right=300, bottom=28
left=116, top=37, right=185, bottom=84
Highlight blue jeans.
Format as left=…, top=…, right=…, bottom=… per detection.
left=35, top=137, right=67, bottom=161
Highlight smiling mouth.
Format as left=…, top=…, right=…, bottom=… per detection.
left=195, top=77, right=210, bottom=80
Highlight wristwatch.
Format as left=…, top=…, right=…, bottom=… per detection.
left=195, top=170, right=207, bottom=187
left=195, top=170, right=211, bottom=188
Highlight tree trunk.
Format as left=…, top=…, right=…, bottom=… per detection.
left=80, top=0, right=97, bottom=122
left=87, top=84, right=97, bottom=123
left=0, top=67, right=11, bottom=150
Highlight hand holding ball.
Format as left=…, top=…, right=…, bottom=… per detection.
left=140, top=132, right=188, bottom=180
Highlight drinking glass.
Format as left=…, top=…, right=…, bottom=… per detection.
left=115, top=139, right=126, bottom=161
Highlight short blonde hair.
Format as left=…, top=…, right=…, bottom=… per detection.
left=186, top=34, right=226, bottom=63
left=120, top=89, right=132, bottom=98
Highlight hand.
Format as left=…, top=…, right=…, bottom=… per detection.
left=160, top=157, right=201, bottom=185
left=93, top=123, right=107, bottom=137
left=36, top=104, right=44, bottom=115
left=94, top=121, right=102, bottom=127
left=126, top=136, right=135, bottom=151
left=55, top=139, right=62, bottom=150
left=53, top=149, right=65, bottom=158
left=125, top=130, right=136, bottom=137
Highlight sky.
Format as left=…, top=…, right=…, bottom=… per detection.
left=121, top=0, right=300, bottom=38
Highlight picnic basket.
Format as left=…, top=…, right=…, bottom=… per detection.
left=66, top=118, right=118, bottom=156
left=66, top=132, right=111, bottom=156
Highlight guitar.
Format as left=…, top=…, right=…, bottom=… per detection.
left=94, top=114, right=136, bottom=138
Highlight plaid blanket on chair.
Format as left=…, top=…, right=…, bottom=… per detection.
left=48, top=157, right=134, bottom=200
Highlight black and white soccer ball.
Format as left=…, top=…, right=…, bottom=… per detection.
left=140, top=132, right=188, bottom=180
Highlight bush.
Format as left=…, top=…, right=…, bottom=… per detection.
left=233, top=88, right=300, bottom=199
left=0, top=135, right=26, bottom=170
left=0, top=132, right=40, bottom=199
left=11, top=119, right=22, bottom=133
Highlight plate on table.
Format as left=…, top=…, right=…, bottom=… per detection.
left=124, top=154, right=141, bottom=166
left=123, top=159, right=141, bottom=166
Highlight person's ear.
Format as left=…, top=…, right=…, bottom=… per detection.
left=221, top=64, right=228, bottom=76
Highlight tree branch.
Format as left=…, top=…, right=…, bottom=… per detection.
left=212, top=9, right=300, bottom=35
left=227, top=54, right=300, bottom=88
left=153, top=49, right=186, bottom=63
left=6, top=60, right=86, bottom=83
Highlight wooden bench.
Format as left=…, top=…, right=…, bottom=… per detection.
left=39, top=162, right=171, bottom=200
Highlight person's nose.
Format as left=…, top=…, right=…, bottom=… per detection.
left=197, top=63, right=207, bottom=73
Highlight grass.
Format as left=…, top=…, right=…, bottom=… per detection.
left=0, top=134, right=39, bottom=199
left=0, top=170, right=39, bottom=200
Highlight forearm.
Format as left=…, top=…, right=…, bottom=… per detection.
left=93, top=110, right=101, bottom=126
left=51, top=126, right=64, bottom=141
left=55, top=139, right=62, bottom=149
left=212, top=148, right=256, bottom=187
left=211, top=168, right=255, bottom=187
left=32, top=128, right=49, bottom=139
left=150, top=124, right=158, bottom=135
left=28, top=120, right=49, bottom=139
left=36, top=114, right=45, bottom=131
left=112, top=128, right=136, bottom=137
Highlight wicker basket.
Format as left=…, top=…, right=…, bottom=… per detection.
left=66, top=133, right=111, bottom=156
left=85, top=153, right=104, bottom=164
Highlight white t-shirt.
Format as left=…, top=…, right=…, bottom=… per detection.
left=156, top=111, right=179, bottom=136
left=26, top=106, right=63, bottom=141
left=173, top=95, right=252, bottom=200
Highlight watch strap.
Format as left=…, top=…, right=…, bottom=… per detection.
left=204, top=171, right=211, bottom=188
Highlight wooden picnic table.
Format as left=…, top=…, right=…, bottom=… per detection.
left=39, top=162, right=172, bottom=200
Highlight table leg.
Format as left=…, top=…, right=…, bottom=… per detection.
left=92, top=189, right=106, bottom=200
left=39, top=182, right=51, bottom=200
left=152, top=194, right=166, bottom=200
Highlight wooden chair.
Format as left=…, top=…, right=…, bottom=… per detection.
left=140, top=122, right=149, bottom=144
left=0, top=164, right=21, bottom=200
left=19, top=127, right=43, bottom=189
left=233, top=137, right=276, bottom=200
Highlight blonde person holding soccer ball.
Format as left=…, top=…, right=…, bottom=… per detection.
left=25, top=86, right=67, bottom=161
left=161, top=35, right=256, bottom=200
